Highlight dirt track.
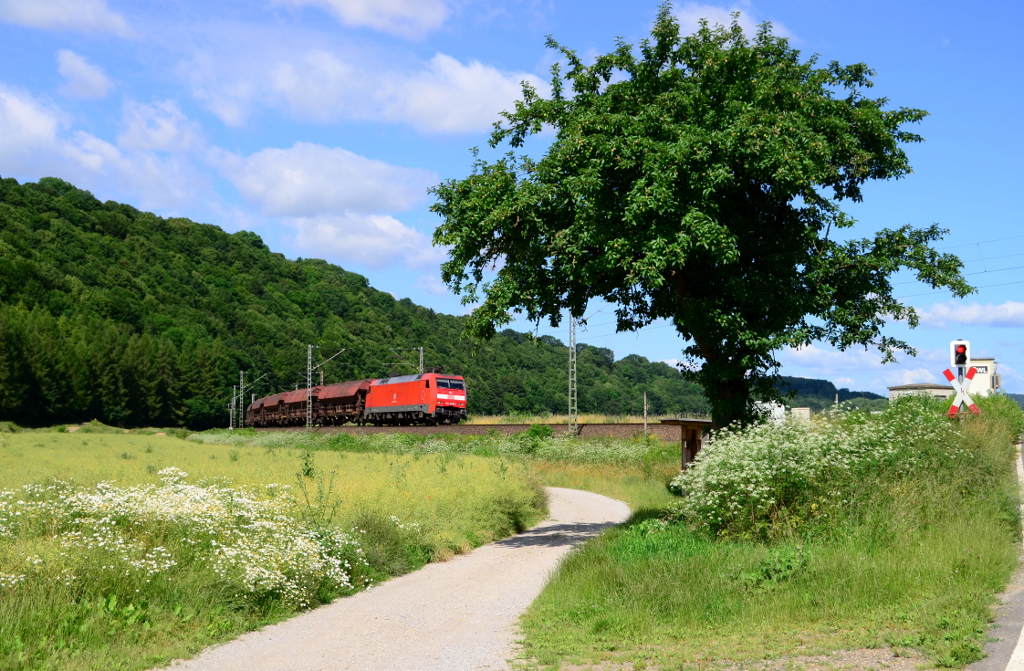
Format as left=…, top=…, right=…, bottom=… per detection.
left=165, top=487, right=630, bottom=671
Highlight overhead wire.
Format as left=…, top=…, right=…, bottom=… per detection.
left=893, top=263, right=1024, bottom=286
left=897, top=278, right=1024, bottom=299
left=937, top=233, right=1024, bottom=250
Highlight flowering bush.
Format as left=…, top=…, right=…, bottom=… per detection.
left=667, top=397, right=966, bottom=537
left=0, top=468, right=369, bottom=609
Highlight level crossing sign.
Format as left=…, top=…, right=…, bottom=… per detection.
left=942, top=367, right=981, bottom=417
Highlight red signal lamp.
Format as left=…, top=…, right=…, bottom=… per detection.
left=950, top=340, right=970, bottom=368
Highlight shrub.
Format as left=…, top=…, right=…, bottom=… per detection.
left=666, top=396, right=1016, bottom=539
left=528, top=424, right=554, bottom=439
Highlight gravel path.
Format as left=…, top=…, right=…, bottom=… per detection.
left=166, top=487, right=630, bottom=671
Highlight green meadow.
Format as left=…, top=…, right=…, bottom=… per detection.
left=0, top=427, right=547, bottom=670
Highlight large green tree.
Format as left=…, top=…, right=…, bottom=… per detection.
left=431, top=4, right=972, bottom=428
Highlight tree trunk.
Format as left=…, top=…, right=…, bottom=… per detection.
left=705, top=374, right=752, bottom=431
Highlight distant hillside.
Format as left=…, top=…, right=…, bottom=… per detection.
left=0, top=176, right=708, bottom=428
left=777, top=375, right=886, bottom=412
left=1007, top=393, right=1024, bottom=410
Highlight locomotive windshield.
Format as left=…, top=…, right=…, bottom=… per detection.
left=436, top=378, right=465, bottom=390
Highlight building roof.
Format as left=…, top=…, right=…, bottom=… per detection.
left=886, top=383, right=951, bottom=391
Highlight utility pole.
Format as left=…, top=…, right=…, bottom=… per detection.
left=307, top=344, right=317, bottom=430
left=230, top=385, right=237, bottom=429
left=389, top=347, right=424, bottom=375
left=305, top=345, right=346, bottom=430
left=236, top=372, right=267, bottom=428
left=568, top=317, right=578, bottom=436
left=643, top=390, right=648, bottom=436
left=239, top=371, right=245, bottom=428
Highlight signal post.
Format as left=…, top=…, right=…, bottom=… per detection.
left=944, top=339, right=981, bottom=418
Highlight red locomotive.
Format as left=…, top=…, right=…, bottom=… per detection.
left=245, top=373, right=467, bottom=427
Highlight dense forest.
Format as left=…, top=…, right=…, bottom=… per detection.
left=0, top=176, right=713, bottom=428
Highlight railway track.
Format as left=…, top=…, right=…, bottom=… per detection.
left=249, top=422, right=685, bottom=441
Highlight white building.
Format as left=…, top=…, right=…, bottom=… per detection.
left=968, top=358, right=1001, bottom=397
left=887, top=383, right=952, bottom=401
left=887, top=357, right=1001, bottom=401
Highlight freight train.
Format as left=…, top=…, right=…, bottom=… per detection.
left=244, top=372, right=467, bottom=427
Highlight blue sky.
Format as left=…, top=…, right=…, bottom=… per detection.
left=1, top=0, right=1022, bottom=395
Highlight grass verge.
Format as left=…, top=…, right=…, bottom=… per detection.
left=517, top=395, right=1024, bottom=670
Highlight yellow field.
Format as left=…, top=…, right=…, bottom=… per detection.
left=0, top=431, right=544, bottom=556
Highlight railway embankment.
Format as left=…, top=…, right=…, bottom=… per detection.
left=257, top=421, right=683, bottom=441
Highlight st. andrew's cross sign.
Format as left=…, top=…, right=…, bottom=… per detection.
left=941, top=367, right=981, bottom=418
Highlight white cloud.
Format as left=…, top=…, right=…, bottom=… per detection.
left=918, top=301, right=1024, bottom=328
left=417, top=275, right=450, bottom=297
left=219, top=142, right=436, bottom=217
left=0, top=0, right=131, bottom=36
left=216, top=142, right=442, bottom=269
left=0, top=85, right=65, bottom=166
left=779, top=343, right=881, bottom=374
left=291, top=213, right=444, bottom=269
left=117, top=100, right=200, bottom=151
left=661, top=358, right=700, bottom=372
left=187, top=44, right=540, bottom=133
left=270, top=51, right=358, bottom=123
left=381, top=54, right=542, bottom=134
left=57, top=50, right=114, bottom=99
left=997, top=364, right=1023, bottom=394
left=184, top=50, right=256, bottom=127
left=0, top=85, right=207, bottom=210
left=883, top=368, right=940, bottom=386
left=675, top=2, right=793, bottom=39
left=272, top=0, right=447, bottom=38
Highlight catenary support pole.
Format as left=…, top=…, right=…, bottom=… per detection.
left=568, top=317, right=578, bottom=437
left=307, top=345, right=316, bottom=430
left=239, top=371, right=245, bottom=428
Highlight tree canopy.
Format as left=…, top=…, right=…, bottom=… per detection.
left=431, top=4, right=972, bottom=428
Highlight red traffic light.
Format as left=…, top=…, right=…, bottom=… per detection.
left=951, top=340, right=970, bottom=367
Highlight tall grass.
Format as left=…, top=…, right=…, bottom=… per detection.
left=0, top=431, right=546, bottom=670
left=190, top=427, right=670, bottom=465
left=519, top=395, right=1024, bottom=670
left=193, top=428, right=684, bottom=515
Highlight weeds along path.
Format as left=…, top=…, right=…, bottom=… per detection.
left=165, top=487, right=629, bottom=671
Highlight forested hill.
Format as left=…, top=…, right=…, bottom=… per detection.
left=777, top=376, right=886, bottom=411
left=0, top=176, right=711, bottom=428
